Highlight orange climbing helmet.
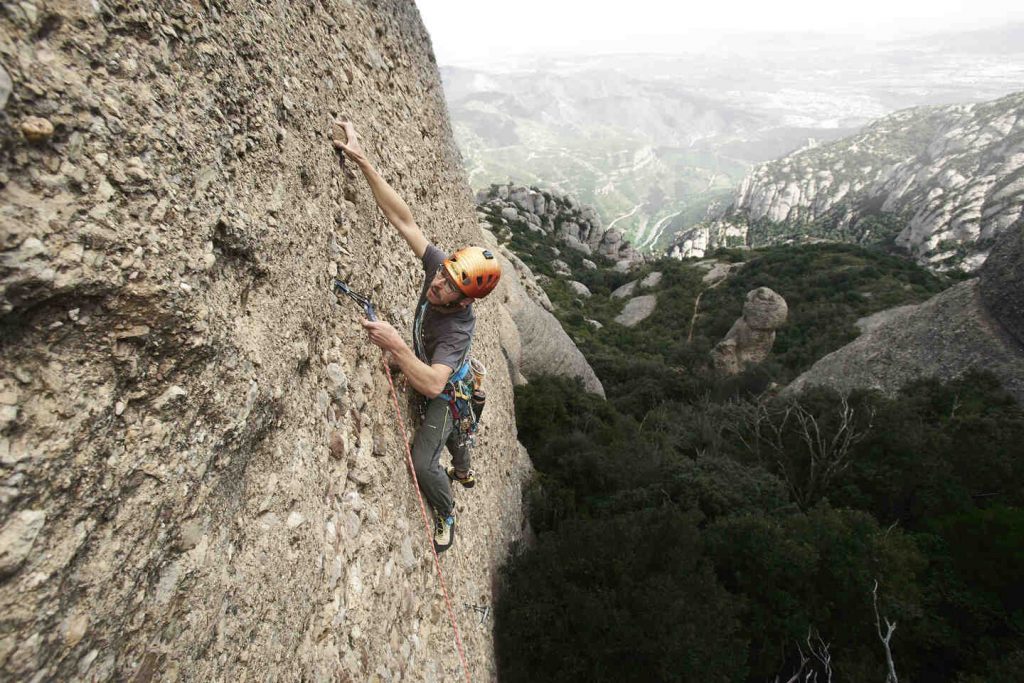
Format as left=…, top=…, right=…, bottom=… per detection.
left=443, top=246, right=502, bottom=299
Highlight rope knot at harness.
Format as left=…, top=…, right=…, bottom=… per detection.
left=332, top=279, right=472, bottom=683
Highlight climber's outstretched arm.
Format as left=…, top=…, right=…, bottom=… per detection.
left=333, top=121, right=428, bottom=259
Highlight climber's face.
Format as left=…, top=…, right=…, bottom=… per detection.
left=427, top=265, right=467, bottom=308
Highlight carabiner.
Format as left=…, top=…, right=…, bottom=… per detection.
left=333, top=279, right=378, bottom=321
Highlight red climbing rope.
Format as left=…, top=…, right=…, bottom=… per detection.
left=379, top=355, right=472, bottom=683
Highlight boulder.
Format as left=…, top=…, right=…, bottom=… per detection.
left=787, top=281, right=1024, bottom=402
left=702, top=262, right=735, bottom=284
left=614, top=295, right=657, bottom=327
left=640, top=271, right=662, bottom=289
left=563, top=234, right=592, bottom=255
left=531, top=194, right=546, bottom=216
left=567, top=281, right=592, bottom=298
left=508, top=186, right=531, bottom=211
left=500, top=207, right=519, bottom=222
left=611, top=280, right=638, bottom=299
left=743, top=287, right=789, bottom=329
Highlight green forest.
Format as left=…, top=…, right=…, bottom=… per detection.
left=491, top=221, right=1024, bottom=682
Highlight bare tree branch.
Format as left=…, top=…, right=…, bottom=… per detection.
left=806, top=627, right=833, bottom=683
left=873, top=580, right=899, bottom=683
left=744, top=393, right=873, bottom=508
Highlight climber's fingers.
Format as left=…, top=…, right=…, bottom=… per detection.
left=361, top=319, right=403, bottom=352
left=332, top=120, right=364, bottom=158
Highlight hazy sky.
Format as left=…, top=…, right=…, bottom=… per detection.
left=416, top=0, right=1024, bottom=64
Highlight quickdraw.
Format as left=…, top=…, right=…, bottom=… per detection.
left=333, top=279, right=378, bottom=321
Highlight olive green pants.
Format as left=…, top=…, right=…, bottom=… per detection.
left=411, top=396, right=471, bottom=516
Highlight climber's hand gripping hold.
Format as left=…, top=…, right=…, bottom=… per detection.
left=332, top=120, right=369, bottom=167
left=360, top=319, right=404, bottom=353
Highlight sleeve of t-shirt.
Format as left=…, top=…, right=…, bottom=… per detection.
left=422, top=244, right=445, bottom=275
left=430, top=327, right=471, bottom=372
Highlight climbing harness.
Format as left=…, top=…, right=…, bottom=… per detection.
left=438, top=361, right=482, bottom=448
left=332, top=280, right=472, bottom=683
left=412, top=300, right=486, bottom=447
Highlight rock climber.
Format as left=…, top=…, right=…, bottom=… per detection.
left=332, top=121, right=501, bottom=553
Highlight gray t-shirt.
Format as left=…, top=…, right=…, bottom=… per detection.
left=413, top=244, right=475, bottom=372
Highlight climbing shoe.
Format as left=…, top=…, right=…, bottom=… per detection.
left=446, top=466, right=476, bottom=489
left=433, top=510, right=456, bottom=553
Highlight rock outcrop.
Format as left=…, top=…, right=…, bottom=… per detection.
left=711, top=287, right=789, bottom=374
left=670, top=91, right=1024, bottom=271
left=476, top=184, right=644, bottom=270
left=979, top=220, right=1024, bottom=344
left=788, top=221, right=1024, bottom=401
left=481, top=232, right=606, bottom=397
left=614, top=295, right=657, bottom=328
left=0, top=2, right=530, bottom=680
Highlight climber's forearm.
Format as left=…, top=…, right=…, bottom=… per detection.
left=389, top=344, right=450, bottom=398
left=355, top=159, right=428, bottom=259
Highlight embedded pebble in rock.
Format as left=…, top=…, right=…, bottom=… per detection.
left=62, top=614, right=89, bottom=647
left=329, top=431, right=346, bottom=459
left=326, top=362, right=348, bottom=400
left=20, top=116, right=54, bottom=142
left=1, top=2, right=532, bottom=681
left=0, top=510, right=46, bottom=576
left=0, top=63, right=11, bottom=109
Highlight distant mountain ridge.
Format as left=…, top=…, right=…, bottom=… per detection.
left=670, top=91, right=1024, bottom=270
left=441, top=27, right=1024, bottom=254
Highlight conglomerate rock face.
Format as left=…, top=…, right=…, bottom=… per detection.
left=0, top=2, right=530, bottom=680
